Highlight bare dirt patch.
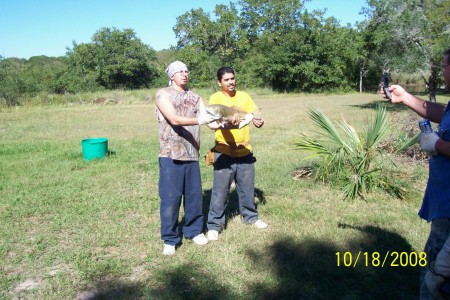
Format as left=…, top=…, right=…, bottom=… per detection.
left=14, top=278, right=40, bottom=292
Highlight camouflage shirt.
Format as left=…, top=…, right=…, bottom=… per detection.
left=156, top=86, right=201, bottom=161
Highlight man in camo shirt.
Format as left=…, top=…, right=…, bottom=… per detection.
left=155, top=61, right=215, bottom=255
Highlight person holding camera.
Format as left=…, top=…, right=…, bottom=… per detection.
left=381, top=47, right=450, bottom=299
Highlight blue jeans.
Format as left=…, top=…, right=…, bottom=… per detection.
left=207, top=152, right=258, bottom=231
left=159, top=158, right=204, bottom=245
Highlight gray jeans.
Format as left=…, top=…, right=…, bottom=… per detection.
left=207, top=152, right=258, bottom=231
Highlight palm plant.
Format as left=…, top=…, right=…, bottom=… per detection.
left=293, top=104, right=406, bottom=200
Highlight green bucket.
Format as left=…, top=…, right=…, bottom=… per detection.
left=81, top=138, right=108, bottom=160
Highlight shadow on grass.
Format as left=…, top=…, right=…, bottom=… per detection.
left=74, top=282, right=143, bottom=299
left=75, top=222, right=419, bottom=299
left=77, top=224, right=419, bottom=300
left=75, top=267, right=232, bottom=299
left=350, top=100, right=410, bottom=112
left=75, top=264, right=233, bottom=300
left=246, top=223, right=419, bottom=299
left=148, top=264, right=233, bottom=299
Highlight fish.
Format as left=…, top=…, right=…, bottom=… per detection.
left=205, top=104, right=261, bottom=125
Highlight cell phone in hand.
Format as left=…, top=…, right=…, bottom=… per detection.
left=382, top=71, right=392, bottom=101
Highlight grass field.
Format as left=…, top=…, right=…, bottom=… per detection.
left=0, top=91, right=444, bottom=299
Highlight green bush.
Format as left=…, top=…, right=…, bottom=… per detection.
left=293, top=104, right=407, bottom=200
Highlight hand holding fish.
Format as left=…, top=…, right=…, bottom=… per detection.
left=238, top=113, right=254, bottom=129
left=252, top=117, right=264, bottom=128
left=204, top=104, right=262, bottom=128
left=197, top=108, right=216, bottom=125
left=229, top=112, right=241, bottom=126
left=204, top=104, right=245, bottom=127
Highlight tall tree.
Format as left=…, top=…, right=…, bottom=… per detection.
left=173, top=4, right=247, bottom=87
left=0, top=58, right=26, bottom=105
left=172, top=0, right=369, bottom=92
left=23, top=56, right=66, bottom=94
left=238, top=0, right=305, bottom=39
left=0, top=56, right=67, bottom=105
left=66, top=27, right=158, bottom=90
left=174, top=8, right=220, bottom=87
left=363, top=0, right=450, bottom=101
left=238, top=1, right=362, bottom=92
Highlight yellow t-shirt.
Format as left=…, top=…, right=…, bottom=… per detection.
left=209, top=91, right=257, bottom=157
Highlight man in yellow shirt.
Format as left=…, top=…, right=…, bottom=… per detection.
left=206, top=67, right=268, bottom=241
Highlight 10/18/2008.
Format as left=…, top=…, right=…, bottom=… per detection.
left=336, top=251, right=427, bottom=267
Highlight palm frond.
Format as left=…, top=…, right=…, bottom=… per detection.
left=366, top=104, right=389, bottom=149
left=395, top=133, right=419, bottom=154
left=292, top=134, right=331, bottom=157
left=337, top=118, right=361, bottom=154
left=308, top=107, right=348, bottom=148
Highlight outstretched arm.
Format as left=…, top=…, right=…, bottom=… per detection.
left=156, top=90, right=213, bottom=125
left=382, top=85, right=446, bottom=123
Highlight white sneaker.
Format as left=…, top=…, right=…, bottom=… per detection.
left=162, top=244, right=176, bottom=255
left=192, top=233, right=208, bottom=245
left=254, top=219, right=268, bottom=229
left=207, top=230, right=219, bottom=241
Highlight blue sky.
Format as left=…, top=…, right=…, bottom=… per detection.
left=0, top=0, right=367, bottom=59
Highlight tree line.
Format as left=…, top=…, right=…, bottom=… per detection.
left=1, top=0, right=449, bottom=106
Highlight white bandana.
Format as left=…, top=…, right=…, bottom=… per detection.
left=165, top=61, right=188, bottom=79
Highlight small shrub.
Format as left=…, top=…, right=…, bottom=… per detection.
left=293, top=104, right=408, bottom=200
